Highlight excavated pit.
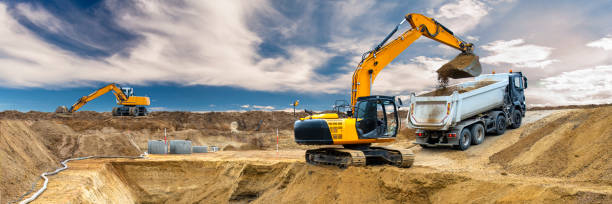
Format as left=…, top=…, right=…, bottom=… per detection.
left=30, top=158, right=611, bottom=203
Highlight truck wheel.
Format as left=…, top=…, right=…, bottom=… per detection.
left=471, top=123, right=485, bottom=145
left=509, top=110, right=522, bottom=129
left=456, top=128, right=471, bottom=151
left=495, top=114, right=507, bottom=135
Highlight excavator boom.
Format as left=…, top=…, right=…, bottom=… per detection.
left=68, top=83, right=129, bottom=113
left=350, top=13, right=481, bottom=109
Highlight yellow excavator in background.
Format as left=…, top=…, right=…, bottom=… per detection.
left=294, top=13, right=482, bottom=168
left=56, top=83, right=150, bottom=116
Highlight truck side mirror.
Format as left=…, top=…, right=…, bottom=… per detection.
left=523, top=76, right=528, bottom=89
left=397, top=98, right=403, bottom=106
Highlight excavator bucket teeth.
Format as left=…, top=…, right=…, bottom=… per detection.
left=437, top=53, right=482, bottom=79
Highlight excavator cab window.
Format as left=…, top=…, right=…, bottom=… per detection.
left=121, top=87, right=134, bottom=97
left=355, top=98, right=398, bottom=139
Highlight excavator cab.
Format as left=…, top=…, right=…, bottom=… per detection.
left=354, top=96, right=399, bottom=139
left=120, top=87, right=134, bottom=97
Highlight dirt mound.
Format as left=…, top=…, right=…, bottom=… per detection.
left=420, top=81, right=496, bottom=96
left=0, top=120, right=60, bottom=201
left=490, top=106, right=612, bottom=184
left=34, top=159, right=612, bottom=203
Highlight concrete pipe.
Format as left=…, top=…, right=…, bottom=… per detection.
left=169, top=140, right=192, bottom=154
left=192, top=146, right=208, bottom=153
left=148, top=140, right=167, bottom=154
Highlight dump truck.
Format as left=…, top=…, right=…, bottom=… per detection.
left=407, top=72, right=528, bottom=150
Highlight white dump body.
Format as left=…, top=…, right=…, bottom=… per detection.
left=408, top=73, right=511, bottom=130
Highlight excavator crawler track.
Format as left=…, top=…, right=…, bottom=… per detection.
left=371, top=146, right=415, bottom=168
left=305, top=146, right=414, bottom=168
left=305, top=148, right=365, bottom=168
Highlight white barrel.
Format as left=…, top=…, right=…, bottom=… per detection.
left=148, top=140, right=167, bottom=154
left=169, top=140, right=192, bottom=154
left=192, top=146, right=208, bottom=153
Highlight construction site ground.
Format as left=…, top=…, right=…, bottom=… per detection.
left=1, top=107, right=611, bottom=203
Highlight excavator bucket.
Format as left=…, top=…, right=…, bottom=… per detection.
left=437, top=53, right=482, bottom=79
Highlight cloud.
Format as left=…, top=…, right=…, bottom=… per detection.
left=372, top=56, right=449, bottom=95
left=240, top=105, right=250, bottom=109
left=252, top=105, right=275, bottom=110
left=148, top=107, right=167, bottom=111
left=428, top=0, right=489, bottom=33
left=479, top=39, right=557, bottom=68
left=0, top=1, right=349, bottom=93
left=529, top=65, right=612, bottom=105
left=586, top=35, right=612, bottom=50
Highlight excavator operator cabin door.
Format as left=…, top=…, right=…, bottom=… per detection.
left=355, top=97, right=399, bottom=139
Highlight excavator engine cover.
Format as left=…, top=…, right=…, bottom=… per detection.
left=437, top=53, right=482, bottom=79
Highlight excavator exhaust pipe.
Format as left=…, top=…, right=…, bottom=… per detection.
left=437, top=53, right=482, bottom=79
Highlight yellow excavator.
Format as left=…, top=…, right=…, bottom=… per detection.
left=294, top=13, right=482, bottom=168
left=56, top=83, right=151, bottom=116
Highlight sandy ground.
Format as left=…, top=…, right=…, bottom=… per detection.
left=2, top=107, right=612, bottom=203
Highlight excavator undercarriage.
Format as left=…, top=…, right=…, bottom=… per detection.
left=305, top=145, right=414, bottom=168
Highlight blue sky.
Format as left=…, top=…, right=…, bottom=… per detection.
left=0, top=0, right=611, bottom=112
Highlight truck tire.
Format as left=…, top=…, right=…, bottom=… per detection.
left=495, top=114, right=507, bottom=135
left=509, top=110, right=522, bottom=129
left=456, top=128, right=471, bottom=151
left=471, top=123, right=485, bottom=145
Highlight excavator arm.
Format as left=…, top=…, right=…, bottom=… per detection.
left=350, top=13, right=478, bottom=109
left=68, top=83, right=129, bottom=113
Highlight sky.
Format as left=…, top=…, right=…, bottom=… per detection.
left=0, top=0, right=610, bottom=112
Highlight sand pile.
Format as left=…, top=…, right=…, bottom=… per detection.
left=490, top=106, right=612, bottom=184
left=420, top=81, right=496, bottom=96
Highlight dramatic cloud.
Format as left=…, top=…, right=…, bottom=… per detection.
left=0, top=1, right=348, bottom=93
left=532, top=65, right=612, bottom=105
left=480, top=39, right=557, bottom=68
left=587, top=35, right=612, bottom=51
left=428, top=0, right=489, bottom=33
